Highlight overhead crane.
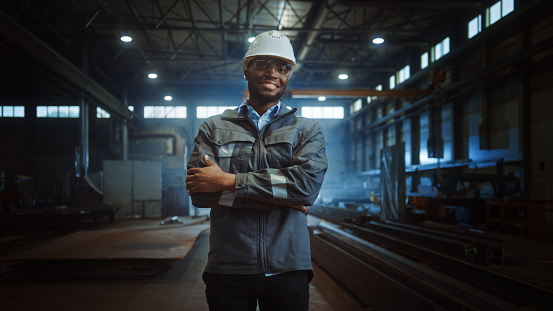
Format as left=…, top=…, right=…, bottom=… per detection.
left=242, top=88, right=434, bottom=101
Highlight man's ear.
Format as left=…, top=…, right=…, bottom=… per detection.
left=244, top=70, right=248, bottom=81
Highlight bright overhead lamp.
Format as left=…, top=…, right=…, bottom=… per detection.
left=338, top=73, right=349, bottom=80
left=318, top=96, right=326, bottom=102
left=372, top=37, right=384, bottom=44
left=164, top=96, right=173, bottom=101
left=148, top=73, right=158, bottom=79
left=120, top=35, right=133, bottom=43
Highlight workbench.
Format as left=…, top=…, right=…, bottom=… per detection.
left=485, top=199, right=552, bottom=239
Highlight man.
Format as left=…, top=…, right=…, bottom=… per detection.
left=185, top=30, right=328, bottom=311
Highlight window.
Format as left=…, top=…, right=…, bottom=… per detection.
left=502, top=0, right=514, bottom=16
left=489, top=1, right=502, bottom=25
left=301, top=106, right=344, bottom=119
left=432, top=37, right=450, bottom=62
left=37, top=106, right=79, bottom=118
left=196, top=106, right=235, bottom=119
left=371, top=84, right=382, bottom=101
left=487, top=0, right=514, bottom=27
left=398, top=65, right=410, bottom=84
left=144, top=106, right=187, bottom=119
left=352, top=99, right=362, bottom=113
left=1, top=106, right=25, bottom=117
left=389, top=75, right=396, bottom=89
left=421, top=52, right=429, bottom=69
left=97, top=107, right=110, bottom=118
left=468, top=15, right=482, bottom=39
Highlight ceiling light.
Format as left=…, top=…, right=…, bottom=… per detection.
left=318, top=96, right=326, bottom=102
left=338, top=74, right=349, bottom=80
left=164, top=96, right=173, bottom=101
left=372, top=37, right=384, bottom=44
left=120, top=35, right=132, bottom=43
left=148, top=73, right=158, bottom=79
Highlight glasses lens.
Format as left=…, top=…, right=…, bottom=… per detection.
left=251, top=58, right=291, bottom=76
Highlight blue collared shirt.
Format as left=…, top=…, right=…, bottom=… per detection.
left=239, top=100, right=281, bottom=131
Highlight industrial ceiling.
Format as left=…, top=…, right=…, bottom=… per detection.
left=0, top=0, right=486, bottom=104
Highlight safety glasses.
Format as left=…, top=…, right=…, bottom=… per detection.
left=250, top=58, right=292, bottom=77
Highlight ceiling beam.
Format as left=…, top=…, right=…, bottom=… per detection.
left=288, top=89, right=434, bottom=98
left=85, top=0, right=110, bottom=28
left=0, top=10, right=133, bottom=121
left=295, top=0, right=336, bottom=71
left=242, top=88, right=434, bottom=100
left=337, top=1, right=482, bottom=9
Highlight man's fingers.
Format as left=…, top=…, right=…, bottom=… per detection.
left=204, top=154, right=215, bottom=166
left=290, top=205, right=307, bottom=213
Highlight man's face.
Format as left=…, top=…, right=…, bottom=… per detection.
left=245, top=57, right=290, bottom=104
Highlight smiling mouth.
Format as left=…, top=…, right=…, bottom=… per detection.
left=260, top=82, right=279, bottom=89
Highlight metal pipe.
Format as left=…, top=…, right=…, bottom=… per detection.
left=122, top=90, right=129, bottom=161
left=295, top=0, right=336, bottom=72
left=80, top=47, right=89, bottom=177
left=79, top=93, right=87, bottom=177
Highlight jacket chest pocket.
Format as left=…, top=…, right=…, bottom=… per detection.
left=264, top=131, right=295, bottom=168
left=213, top=131, right=255, bottom=173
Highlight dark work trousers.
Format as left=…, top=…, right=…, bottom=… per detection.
left=203, top=270, right=312, bottom=311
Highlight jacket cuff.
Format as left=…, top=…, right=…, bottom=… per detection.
left=235, top=172, right=248, bottom=198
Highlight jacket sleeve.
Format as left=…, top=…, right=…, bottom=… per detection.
left=187, top=119, right=260, bottom=210
left=186, top=120, right=229, bottom=209
left=187, top=118, right=328, bottom=210
left=234, top=121, right=328, bottom=207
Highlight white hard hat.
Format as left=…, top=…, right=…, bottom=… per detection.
left=243, top=30, right=296, bottom=77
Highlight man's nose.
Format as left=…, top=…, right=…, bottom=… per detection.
left=263, top=65, right=278, bottom=75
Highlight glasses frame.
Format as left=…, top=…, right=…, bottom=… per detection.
left=249, top=58, right=292, bottom=78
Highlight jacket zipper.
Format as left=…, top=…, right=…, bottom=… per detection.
left=259, top=108, right=297, bottom=273
left=240, top=107, right=297, bottom=274
left=242, top=116, right=266, bottom=274
left=257, top=128, right=266, bottom=274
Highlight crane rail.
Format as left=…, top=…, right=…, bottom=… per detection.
left=310, top=220, right=552, bottom=311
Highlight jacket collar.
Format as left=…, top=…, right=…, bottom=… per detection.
left=223, top=100, right=297, bottom=119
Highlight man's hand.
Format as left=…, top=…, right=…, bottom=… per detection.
left=290, top=205, right=307, bottom=213
left=186, top=155, right=236, bottom=194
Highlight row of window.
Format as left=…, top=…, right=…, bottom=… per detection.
left=351, top=1, right=515, bottom=115
left=1, top=105, right=82, bottom=118
left=1, top=106, right=25, bottom=117
left=387, top=0, right=514, bottom=90
left=1, top=105, right=345, bottom=120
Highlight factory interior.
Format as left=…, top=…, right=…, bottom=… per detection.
left=1, top=0, right=553, bottom=310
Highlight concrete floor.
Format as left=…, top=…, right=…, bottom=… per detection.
left=2, top=216, right=551, bottom=311
left=0, top=218, right=366, bottom=311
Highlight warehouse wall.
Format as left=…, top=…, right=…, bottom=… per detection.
left=345, top=4, right=553, bottom=205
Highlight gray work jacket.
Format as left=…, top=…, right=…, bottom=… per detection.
left=187, top=105, right=328, bottom=274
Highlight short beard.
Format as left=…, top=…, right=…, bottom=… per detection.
left=248, top=80, right=286, bottom=103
